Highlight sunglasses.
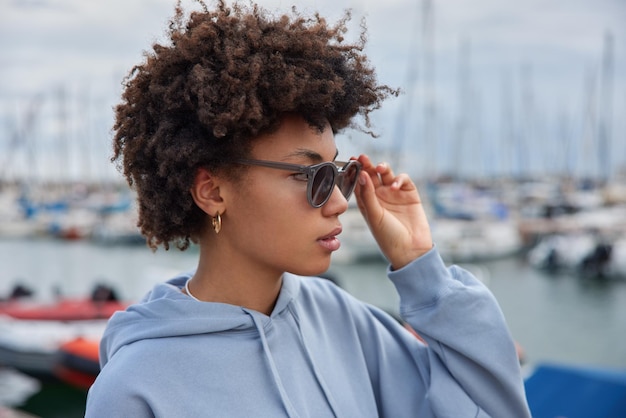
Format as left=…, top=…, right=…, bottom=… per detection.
left=237, top=159, right=362, bottom=208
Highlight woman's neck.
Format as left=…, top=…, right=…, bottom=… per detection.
left=187, top=247, right=283, bottom=315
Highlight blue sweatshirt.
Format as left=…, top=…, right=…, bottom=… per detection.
left=85, top=248, right=530, bottom=417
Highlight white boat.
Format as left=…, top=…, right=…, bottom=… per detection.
left=528, top=233, right=597, bottom=271
left=0, top=316, right=107, bottom=378
left=519, top=204, right=626, bottom=242
left=431, top=218, right=525, bottom=263
left=91, top=210, right=143, bottom=246
left=338, top=207, right=525, bottom=264
left=0, top=367, right=41, bottom=408
left=527, top=233, right=626, bottom=279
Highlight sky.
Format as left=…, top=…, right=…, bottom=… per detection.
left=1, top=0, right=625, bottom=182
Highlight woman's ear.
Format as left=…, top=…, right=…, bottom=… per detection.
left=190, top=167, right=225, bottom=216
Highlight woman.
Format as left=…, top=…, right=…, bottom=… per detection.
left=85, top=1, right=530, bottom=416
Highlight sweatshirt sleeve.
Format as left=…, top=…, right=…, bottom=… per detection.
left=388, top=246, right=531, bottom=418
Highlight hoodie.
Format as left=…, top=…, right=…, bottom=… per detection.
left=85, top=248, right=530, bottom=417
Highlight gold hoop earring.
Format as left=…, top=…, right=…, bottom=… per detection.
left=211, top=213, right=222, bottom=234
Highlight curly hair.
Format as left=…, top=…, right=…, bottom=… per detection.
left=112, top=0, right=397, bottom=250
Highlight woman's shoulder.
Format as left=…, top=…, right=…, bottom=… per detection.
left=286, top=273, right=355, bottom=303
left=286, top=273, right=394, bottom=323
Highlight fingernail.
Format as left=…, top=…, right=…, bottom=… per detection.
left=359, top=172, right=366, bottom=185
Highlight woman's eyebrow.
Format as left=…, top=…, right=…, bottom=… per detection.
left=284, top=148, right=339, bottom=163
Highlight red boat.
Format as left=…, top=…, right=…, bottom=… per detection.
left=0, top=285, right=123, bottom=381
left=0, top=284, right=129, bottom=321
left=54, top=337, right=101, bottom=390
left=0, top=299, right=127, bottom=321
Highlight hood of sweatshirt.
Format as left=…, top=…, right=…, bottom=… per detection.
left=99, top=273, right=301, bottom=367
left=97, top=273, right=346, bottom=417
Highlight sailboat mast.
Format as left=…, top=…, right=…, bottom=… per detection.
left=597, top=31, right=614, bottom=182
left=421, top=0, right=436, bottom=178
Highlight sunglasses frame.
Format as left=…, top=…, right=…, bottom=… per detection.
left=236, top=159, right=362, bottom=208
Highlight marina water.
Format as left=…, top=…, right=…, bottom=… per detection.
left=1, top=237, right=626, bottom=416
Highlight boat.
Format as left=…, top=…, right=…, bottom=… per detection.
left=0, top=284, right=126, bottom=380
left=527, top=232, right=597, bottom=272
left=0, top=367, right=41, bottom=409
left=524, top=362, right=626, bottom=417
left=0, top=284, right=129, bottom=321
left=518, top=203, right=626, bottom=244
left=0, top=316, right=107, bottom=379
left=528, top=233, right=626, bottom=279
left=91, top=210, right=144, bottom=246
left=0, top=298, right=127, bottom=322
left=54, top=337, right=100, bottom=390
left=431, top=218, right=525, bottom=263
left=337, top=206, right=526, bottom=263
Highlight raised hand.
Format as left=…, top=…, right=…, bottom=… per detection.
left=353, top=154, right=433, bottom=270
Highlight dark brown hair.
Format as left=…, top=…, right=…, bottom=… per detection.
left=112, top=0, right=396, bottom=250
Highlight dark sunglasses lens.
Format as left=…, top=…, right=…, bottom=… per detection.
left=311, top=165, right=336, bottom=207
left=338, top=163, right=359, bottom=198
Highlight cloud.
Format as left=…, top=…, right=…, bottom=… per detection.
left=0, top=0, right=624, bottom=180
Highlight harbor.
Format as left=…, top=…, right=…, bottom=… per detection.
left=1, top=224, right=626, bottom=416
left=1, top=172, right=626, bottom=417
left=2, top=0, right=625, bottom=416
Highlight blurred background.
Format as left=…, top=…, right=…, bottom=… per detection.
left=1, top=0, right=625, bottom=417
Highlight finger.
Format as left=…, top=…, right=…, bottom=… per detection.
left=356, top=154, right=374, bottom=168
left=357, top=155, right=382, bottom=186
left=376, top=162, right=395, bottom=186
left=355, top=170, right=382, bottom=220
left=391, top=173, right=416, bottom=192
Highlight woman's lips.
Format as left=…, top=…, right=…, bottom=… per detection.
left=318, top=228, right=342, bottom=251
